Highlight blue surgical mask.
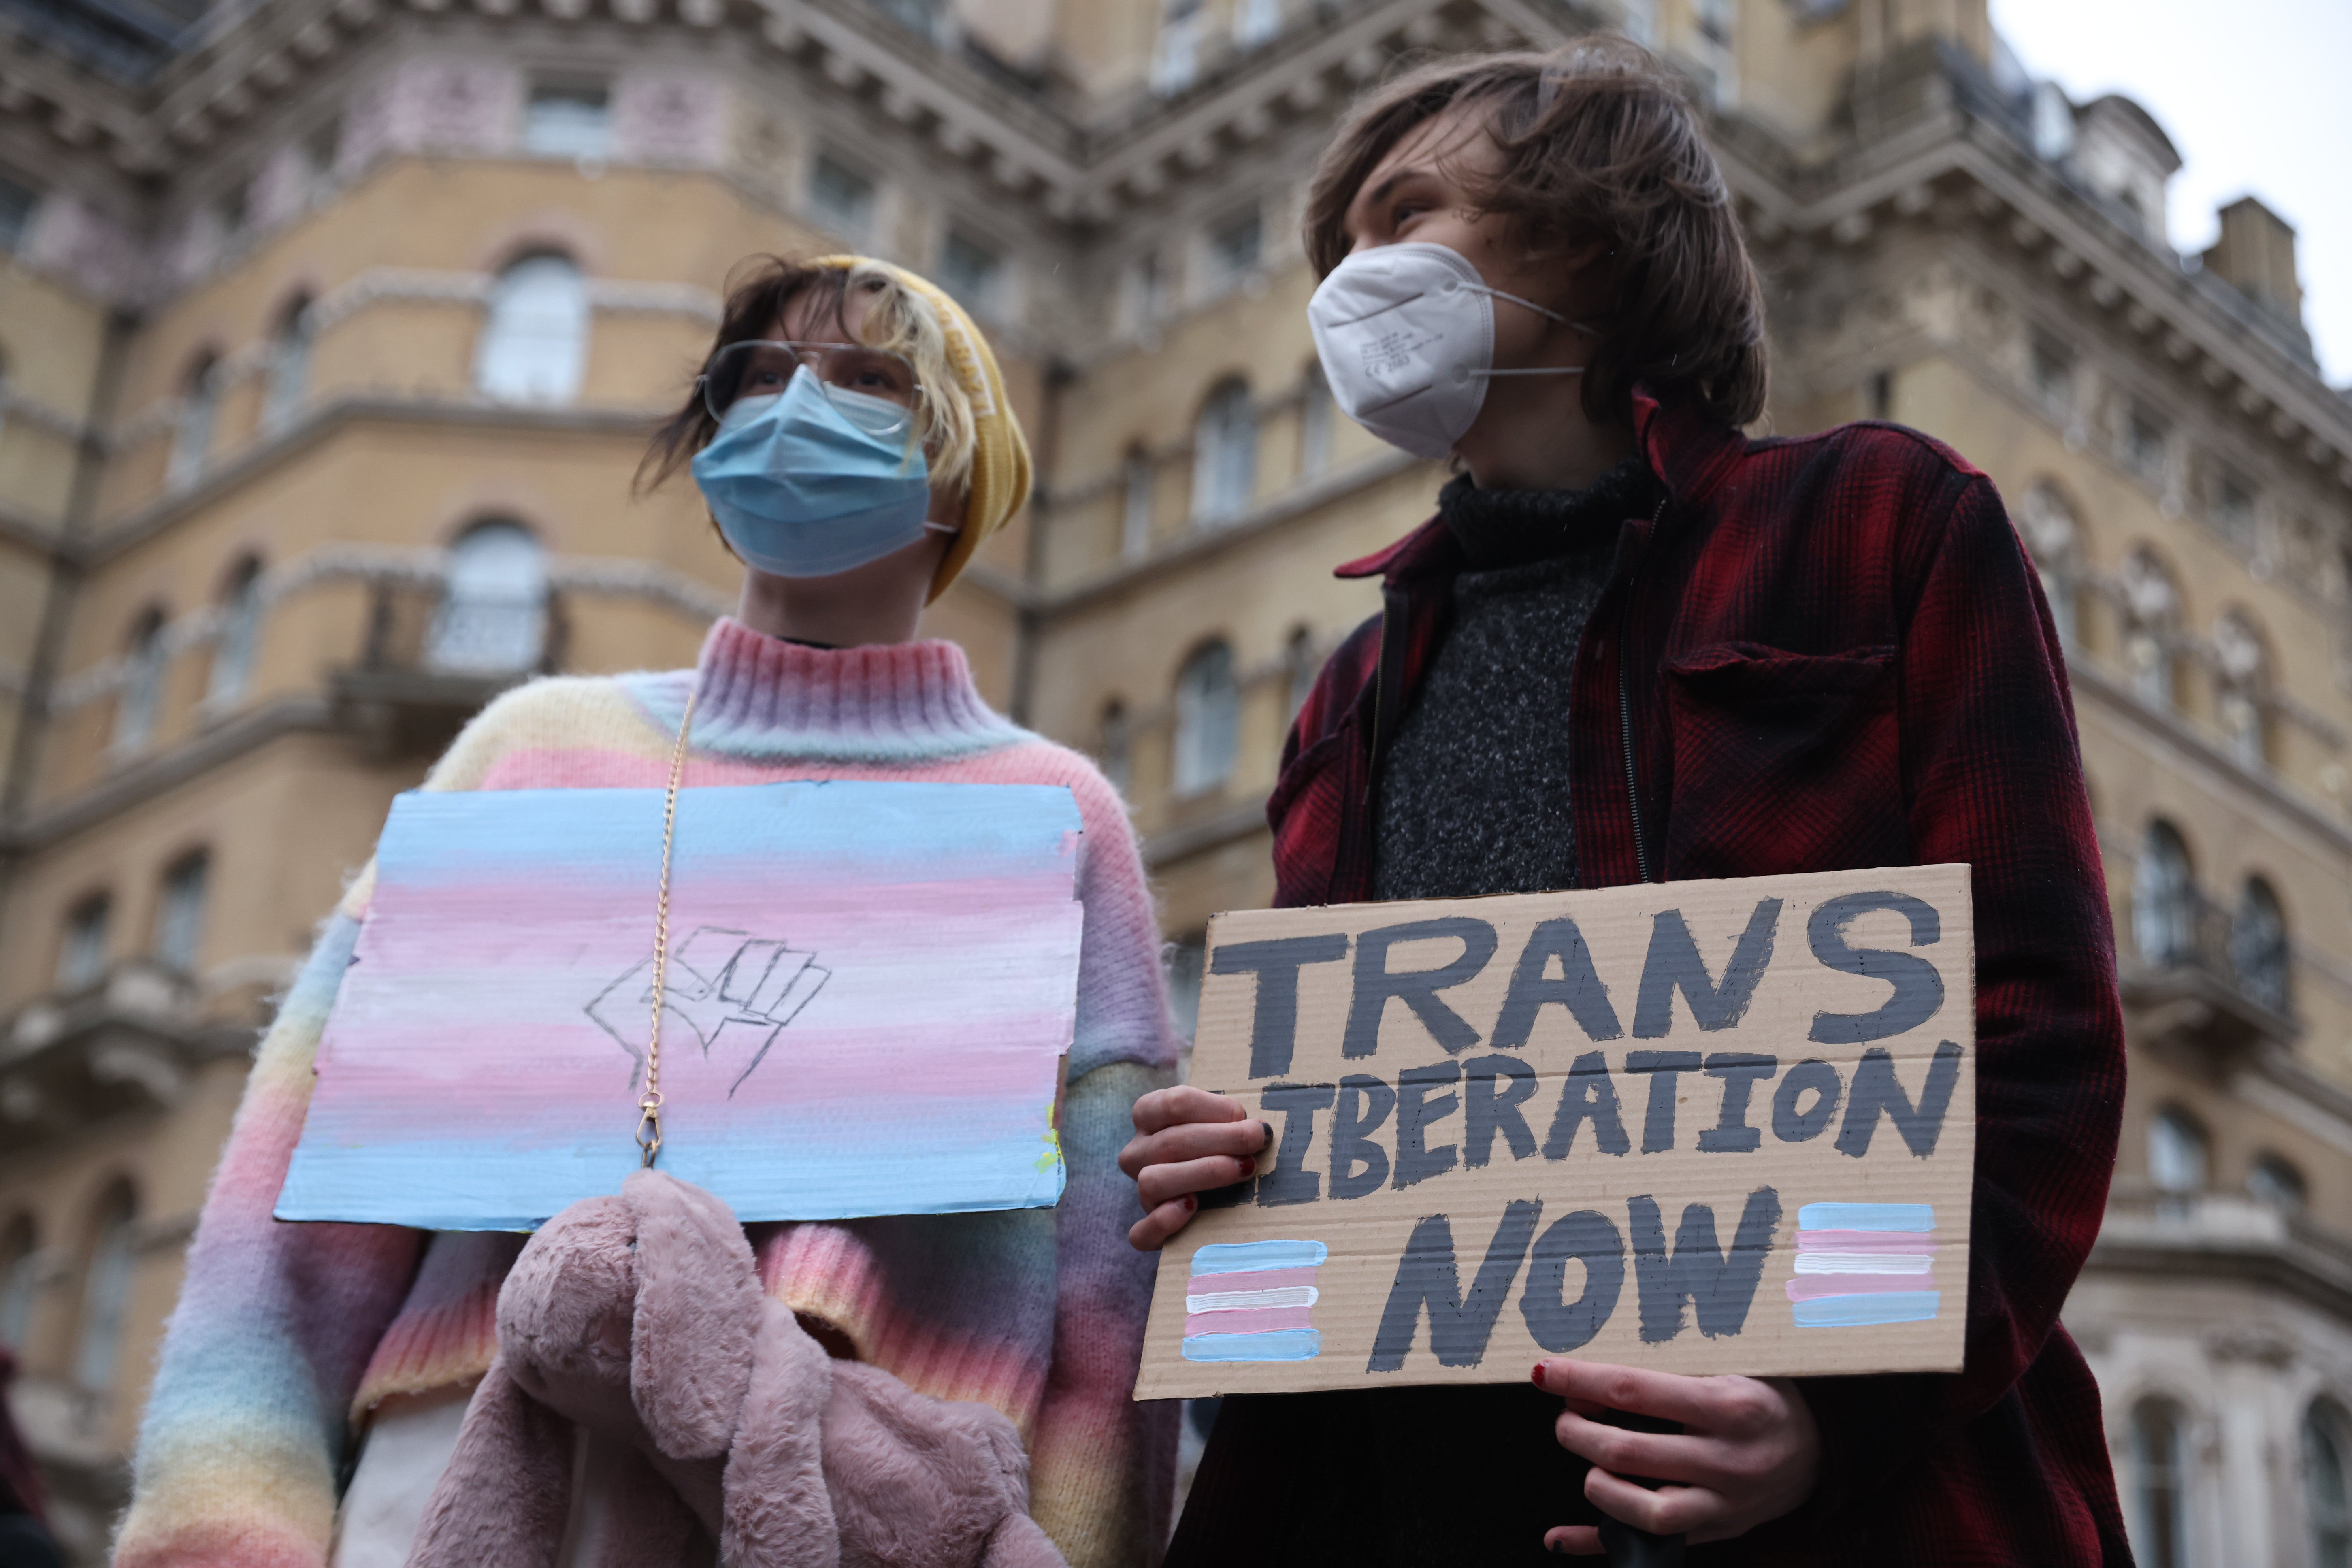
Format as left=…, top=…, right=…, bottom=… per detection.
left=691, top=366, right=937, bottom=577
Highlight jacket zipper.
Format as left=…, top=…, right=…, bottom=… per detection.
left=1617, top=494, right=1670, bottom=885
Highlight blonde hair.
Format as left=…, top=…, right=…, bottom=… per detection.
left=826, top=258, right=980, bottom=493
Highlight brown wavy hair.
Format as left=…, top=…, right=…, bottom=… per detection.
left=1303, top=38, right=1767, bottom=428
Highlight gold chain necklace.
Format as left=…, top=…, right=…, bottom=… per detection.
left=635, top=687, right=699, bottom=1168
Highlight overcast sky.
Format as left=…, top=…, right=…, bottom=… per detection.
left=1987, top=0, right=2350, bottom=387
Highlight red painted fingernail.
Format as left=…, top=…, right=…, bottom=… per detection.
left=1531, top=1362, right=1547, bottom=1387
left=1181, top=1194, right=1197, bottom=1212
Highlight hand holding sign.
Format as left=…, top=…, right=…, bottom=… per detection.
left=1534, top=1360, right=1819, bottom=1553
left=1119, top=1086, right=1273, bottom=1249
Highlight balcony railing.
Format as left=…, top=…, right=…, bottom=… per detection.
left=330, top=578, right=570, bottom=757
left=2124, top=886, right=2296, bottom=1055
left=0, top=960, right=257, bottom=1152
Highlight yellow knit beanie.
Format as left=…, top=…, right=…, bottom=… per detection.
left=808, top=256, right=1033, bottom=603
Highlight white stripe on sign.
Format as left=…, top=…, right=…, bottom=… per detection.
left=1794, top=1253, right=1933, bottom=1275
left=1185, top=1286, right=1320, bottom=1313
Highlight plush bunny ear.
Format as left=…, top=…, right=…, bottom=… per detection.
left=720, top=1302, right=840, bottom=1568
left=407, top=1358, right=575, bottom=1568
left=624, top=1169, right=764, bottom=1460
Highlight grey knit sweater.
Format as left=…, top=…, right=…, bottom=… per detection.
left=1372, top=456, right=1661, bottom=903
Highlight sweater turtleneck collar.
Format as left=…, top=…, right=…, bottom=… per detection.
left=1438, top=454, right=1662, bottom=571
left=620, top=617, right=1031, bottom=764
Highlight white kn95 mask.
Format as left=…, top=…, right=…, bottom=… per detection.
left=1307, top=241, right=1591, bottom=461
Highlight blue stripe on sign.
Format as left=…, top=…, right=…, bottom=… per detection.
left=1181, top=1329, right=1324, bottom=1363
left=1792, top=1291, right=1941, bottom=1328
left=1797, top=1203, right=1936, bottom=1233
left=1189, top=1240, right=1331, bottom=1276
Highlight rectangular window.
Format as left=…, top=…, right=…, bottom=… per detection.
left=155, top=853, right=209, bottom=974
left=523, top=83, right=611, bottom=159
left=938, top=231, right=1004, bottom=316
left=807, top=155, right=876, bottom=243
left=1205, top=209, right=1263, bottom=293
left=2212, top=468, right=2258, bottom=546
left=1124, top=251, right=1168, bottom=335
left=1122, top=450, right=1155, bottom=559
left=1150, top=0, right=1205, bottom=95
left=1233, top=0, right=1280, bottom=47
left=2124, top=404, right=2169, bottom=484
left=58, top=895, right=110, bottom=991
left=1300, top=368, right=1333, bottom=478
left=1866, top=369, right=1893, bottom=420
left=0, top=177, right=35, bottom=254
left=2029, top=334, right=2075, bottom=422
left=213, top=181, right=247, bottom=241
left=304, top=118, right=343, bottom=197
left=874, top=0, right=944, bottom=35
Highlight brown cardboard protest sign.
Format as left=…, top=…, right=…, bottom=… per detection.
left=1133, top=865, right=1973, bottom=1399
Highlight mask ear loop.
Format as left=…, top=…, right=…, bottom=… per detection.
left=1464, top=287, right=1604, bottom=379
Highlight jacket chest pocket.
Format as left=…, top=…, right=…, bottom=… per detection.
left=1659, top=641, right=1905, bottom=880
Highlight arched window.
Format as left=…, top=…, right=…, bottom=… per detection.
left=2016, top=482, right=2081, bottom=646
left=1122, top=446, right=1155, bottom=560
left=154, top=850, right=209, bottom=974
left=260, top=296, right=313, bottom=436
left=113, top=606, right=168, bottom=755
left=2148, top=1105, right=2209, bottom=1196
left=2130, top=1397, right=2190, bottom=1568
left=2250, top=1153, right=2308, bottom=1215
left=1299, top=364, right=1334, bottom=482
left=1172, top=640, right=1239, bottom=795
left=74, top=1182, right=138, bottom=1393
left=428, top=521, right=548, bottom=673
left=1193, top=379, right=1257, bottom=527
left=2120, top=548, right=2181, bottom=708
left=206, top=556, right=264, bottom=707
left=2233, top=876, right=2290, bottom=1014
left=1285, top=624, right=1318, bottom=722
left=1099, top=699, right=1132, bottom=795
left=2133, top=820, right=2195, bottom=968
left=0, top=1214, right=36, bottom=1349
left=57, top=892, right=110, bottom=991
left=168, top=354, right=222, bottom=489
left=2211, top=610, right=2271, bottom=768
left=475, top=254, right=588, bottom=405
left=2308, top=1401, right=2352, bottom=1568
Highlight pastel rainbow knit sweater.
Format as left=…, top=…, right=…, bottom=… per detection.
left=116, top=619, right=1182, bottom=1568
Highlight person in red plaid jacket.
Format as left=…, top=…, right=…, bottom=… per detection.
left=1119, top=38, right=2133, bottom=1567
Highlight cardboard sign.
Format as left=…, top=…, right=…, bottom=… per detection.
left=1134, top=866, right=1973, bottom=1398
left=277, top=781, right=1084, bottom=1230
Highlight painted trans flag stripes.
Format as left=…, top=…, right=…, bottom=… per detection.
left=1788, top=1202, right=1941, bottom=1328
left=1180, top=1240, right=1327, bottom=1362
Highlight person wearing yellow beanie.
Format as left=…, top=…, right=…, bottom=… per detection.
left=115, top=254, right=1176, bottom=1568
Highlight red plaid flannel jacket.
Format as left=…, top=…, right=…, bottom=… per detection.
left=1267, top=391, right=2133, bottom=1563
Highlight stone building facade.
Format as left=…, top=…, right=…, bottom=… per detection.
left=0, top=0, right=2346, bottom=1559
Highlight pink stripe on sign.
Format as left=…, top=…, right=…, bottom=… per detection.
left=1185, top=1267, right=1319, bottom=1293
left=1796, top=1231, right=1943, bottom=1254
left=1184, top=1306, right=1314, bottom=1337
left=1785, top=1273, right=1931, bottom=1302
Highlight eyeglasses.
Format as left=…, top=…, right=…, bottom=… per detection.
left=698, top=340, right=923, bottom=436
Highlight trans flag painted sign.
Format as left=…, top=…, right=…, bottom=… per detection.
left=278, top=781, right=1084, bottom=1231
left=1136, top=864, right=1975, bottom=1398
